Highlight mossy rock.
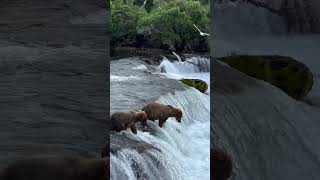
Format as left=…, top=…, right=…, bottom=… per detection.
left=180, top=79, right=208, bottom=93
left=218, top=55, right=313, bottom=99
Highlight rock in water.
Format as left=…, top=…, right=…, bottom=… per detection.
left=218, top=55, right=313, bottom=99
left=180, top=79, right=208, bottom=93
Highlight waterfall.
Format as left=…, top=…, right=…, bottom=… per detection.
left=158, top=56, right=210, bottom=93
left=110, top=57, right=210, bottom=180
left=159, top=56, right=210, bottom=73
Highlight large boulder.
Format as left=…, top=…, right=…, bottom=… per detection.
left=218, top=55, right=313, bottom=99
left=180, top=79, right=208, bottom=93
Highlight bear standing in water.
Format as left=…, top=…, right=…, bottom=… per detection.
left=0, top=157, right=109, bottom=180
left=110, top=111, right=147, bottom=134
left=142, top=102, right=183, bottom=127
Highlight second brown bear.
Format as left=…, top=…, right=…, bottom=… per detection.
left=110, top=111, right=147, bottom=134
left=142, top=102, right=183, bottom=127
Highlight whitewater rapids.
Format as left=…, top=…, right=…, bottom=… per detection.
left=110, top=57, right=210, bottom=180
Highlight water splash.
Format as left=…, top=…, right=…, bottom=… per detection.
left=158, top=56, right=210, bottom=93
left=132, top=65, right=148, bottom=70
left=110, top=75, right=142, bottom=82
left=159, top=56, right=210, bottom=74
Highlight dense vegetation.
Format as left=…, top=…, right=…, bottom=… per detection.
left=111, top=0, right=210, bottom=53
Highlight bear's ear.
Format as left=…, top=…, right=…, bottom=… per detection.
left=167, top=105, right=173, bottom=108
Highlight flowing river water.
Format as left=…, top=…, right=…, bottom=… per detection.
left=110, top=56, right=210, bottom=180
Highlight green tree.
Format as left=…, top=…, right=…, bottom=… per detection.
left=111, top=0, right=146, bottom=44
left=111, top=0, right=209, bottom=52
left=137, top=0, right=209, bottom=51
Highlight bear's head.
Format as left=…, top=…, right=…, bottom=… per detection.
left=135, top=111, right=148, bottom=126
left=171, top=108, right=182, bottom=122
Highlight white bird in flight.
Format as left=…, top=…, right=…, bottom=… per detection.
left=139, top=0, right=147, bottom=10
left=193, top=24, right=210, bottom=36
left=172, top=51, right=183, bottom=63
left=142, top=0, right=147, bottom=7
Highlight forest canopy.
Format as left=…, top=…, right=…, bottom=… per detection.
left=111, top=0, right=210, bottom=53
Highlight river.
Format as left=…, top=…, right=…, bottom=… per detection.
left=110, top=56, right=210, bottom=180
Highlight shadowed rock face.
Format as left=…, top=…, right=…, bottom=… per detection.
left=0, top=0, right=109, bottom=169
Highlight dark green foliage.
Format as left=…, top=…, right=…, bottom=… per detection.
left=111, top=0, right=209, bottom=52
left=144, top=0, right=154, bottom=13
left=133, top=0, right=145, bottom=6
left=111, top=0, right=147, bottom=46
left=133, top=0, right=154, bottom=12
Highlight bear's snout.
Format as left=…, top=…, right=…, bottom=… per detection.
left=174, top=109, right=183, bottom=122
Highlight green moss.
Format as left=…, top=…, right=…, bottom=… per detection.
left=219, top=55, right=314, bottom=99
left=180, top=79, right=208, bottom=93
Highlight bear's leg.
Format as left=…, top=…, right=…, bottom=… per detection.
left=130, top=124, right=137, bottom=134
left=149, top=117, right=155, bottom=122
left=159, top=118, right=167, bottom=128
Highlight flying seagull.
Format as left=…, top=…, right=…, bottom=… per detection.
left=193, top=24, right=210, bottom=36
left=142, top=0, right=147, bottom=7
left=172, top=51, right=183, bottom=63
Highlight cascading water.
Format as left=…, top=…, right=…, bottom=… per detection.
left=110, top=56, right=210, bottom=180
left=158, top=56, right=210, bottom=93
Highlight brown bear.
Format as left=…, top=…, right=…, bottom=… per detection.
left=0, top=157, right=109, bottom=180
left=110, top=111, right=147, bottom=134
left=142, top=102, right=183, bottom=127
left=211, top=146, right=232, bottom=180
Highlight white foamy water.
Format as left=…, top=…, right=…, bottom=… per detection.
left=110, top=75, right=142, bottom=82
left=111, top=57, right=210, bottom=180
left=111, top=89, right=210, bottom=180
left=132, top=65, right=148, bottom=70
left=158, top=56, right=210, bottom=93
